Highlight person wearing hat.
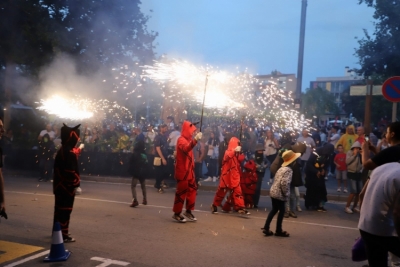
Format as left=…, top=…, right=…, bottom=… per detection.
left=262, top=150, right=300, bottom=237
left=253, top=143, right=267, bottom=208
left=271, top=142, right=306, bottom=215
left=344, top=141, right=363, bottom=214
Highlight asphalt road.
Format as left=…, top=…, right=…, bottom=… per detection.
left=0, top=175, right=367, bottom=267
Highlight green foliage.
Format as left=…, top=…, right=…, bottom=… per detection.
left=301, top=87, right=340, bottom=120
left=356, top=1, right=400, bottom=79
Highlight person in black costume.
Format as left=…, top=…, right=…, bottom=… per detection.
left=128, top=140, right=148, bottom=207
left=53, top=124, right=83, bottom=242
left=303, top=143, right=334, bottom=212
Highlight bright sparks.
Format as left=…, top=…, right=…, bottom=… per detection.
left=37, top=95, right=94, bottom=120
left=37, top=95, right=132, bottom=122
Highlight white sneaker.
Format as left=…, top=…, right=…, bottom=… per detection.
left=337, top=188, right=341, bottom=192
left=345, top=207, right=353, bottom=214
left=353, top=207, right=360, bottom=213
left=296, top=206, right=302, bottom=212
left=203, top=177, right=212, bottom=182
left=324, top=176, right=328, bottom=180
left=343, top=188, right=348, bottom=193
left=212, top=176, right=217, bottom=182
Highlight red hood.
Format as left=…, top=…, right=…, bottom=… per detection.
left=181, top=121, right=197, bottom=139
left=227, top=137, right=240, bottom=151
left=244, top=159, right=256, bottom=171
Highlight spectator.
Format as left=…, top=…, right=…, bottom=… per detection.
left=334, top=144, right=347, bottom=193
left=344, top=142, right=362, bottom=214
left=253, top=143, right=266, bottom=208
left=311, top=128, right=322, bottom=147
left=264, top=130, right=279, bottom=181
left=358, top=162, right=400, bottom=267
left=154, top=124, right=169, bottom=193
left=335, top=125, right=358, bottom=153
left=376, top=133, right=388, bottom=153
left=194, top=137, right=206, bottom=184
left=296, top=129, right=316, bottom=176
left=38, top=133, right=56, bottom=182
left=128, top=140, right=148, bottom=207
left=134, top=127, right=145, bottom=143
left=327, top=126, right=340, bottom=177
left=166, top=116, right=175, bottom=131
left=355, top=126, right=366, bottom=145
left=361, top=122, right=400, bottom=266
left=204, top=131, right=219, bottom=182
left=38, top=123, right=55, bottom=141
left=0, top=118, right=6, bottom=215
left=320, top=129, right=327, bottom=145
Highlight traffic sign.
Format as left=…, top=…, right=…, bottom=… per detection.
left=382, top=76, right=400, bottom=102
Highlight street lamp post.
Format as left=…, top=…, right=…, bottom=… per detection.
left=295, top=0, right=308, bottom=109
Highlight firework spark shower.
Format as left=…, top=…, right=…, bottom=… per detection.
left=141, top=58, right=311, bottom=131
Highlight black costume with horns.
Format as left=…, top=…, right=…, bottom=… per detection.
left=53, top=123, right=81, bottom=239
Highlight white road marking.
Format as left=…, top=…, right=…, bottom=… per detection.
left=3, top=250, right=50, bottom=267
left=5, top=190, right=357, bottom=231
left=91, top=256, right=130, bottom=266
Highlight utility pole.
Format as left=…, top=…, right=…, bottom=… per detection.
left=295, top=0, right=308, bottom=109
left=364, top=79, right=373, bottom=134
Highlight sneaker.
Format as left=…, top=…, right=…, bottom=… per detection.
left=289, top=211, right=297, bottom=218
left=172, top=213, right=186, bottom=223
left=162, top=184, right=169, bottom=189
left=343, top=188, right=348, bottom=193
left=158, top=188, right=164, bottom=194
left=337, top=188, right=341, bottom=192
left=284, top=212, right=290, bottom=218
left=317, top=207, right=327, bottom=212
left=63, top=236, right=76, bottom=243
left=183, top=211, right=197, bottom=221
left=130, top=200, right=139, bottom=207
left=296, top=206, right=302, bottom=212
left=142, top=198, right=147, bottom=205
left=238, top=209, right=250, bottom=215
left=345, top=207, right=353, bottom=214
left=212, top=176, right=217, bottom=182
left=39, top=178, right=44, bottom=182
left=203, top=177, right=212, bottom=182
left=353, top=207, right=360, bottom=213
left=211, top=204, right=218, bottom=214
left=324, top=176, right=328, bottom=180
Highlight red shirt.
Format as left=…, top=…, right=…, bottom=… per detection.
left=334, top=153, right=347, bottom=171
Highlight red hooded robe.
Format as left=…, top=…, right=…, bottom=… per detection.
left=173, top=121, right=198, bottom=213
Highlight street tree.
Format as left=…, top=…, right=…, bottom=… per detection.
left=301, top=87, right=340, bottom=123
left=356, top=0, right=400, bottom=79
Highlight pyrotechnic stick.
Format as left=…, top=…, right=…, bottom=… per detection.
left=199, top=73, right=209, bottom=132
left=239, top=115, right=245, bottom=143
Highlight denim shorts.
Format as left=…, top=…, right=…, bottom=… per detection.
left=348, top=172, right=362, bottom=194
left=336, top=170, right=347, bottom=180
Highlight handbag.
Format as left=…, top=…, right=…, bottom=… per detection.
left=352, top=237, right=367, bottom=262
left=153, top=157, right=162, bottom=166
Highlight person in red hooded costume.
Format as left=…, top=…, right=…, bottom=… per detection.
left=211, top=137, right=250, bottom=215
left=53, top=123, right=84, bottom=242
left=172, top=121, right=202, bottom=223
left=240, top=159, right=258, bottom=208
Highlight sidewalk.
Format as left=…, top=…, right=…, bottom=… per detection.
left=4, top=169, right=350, bottom=202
